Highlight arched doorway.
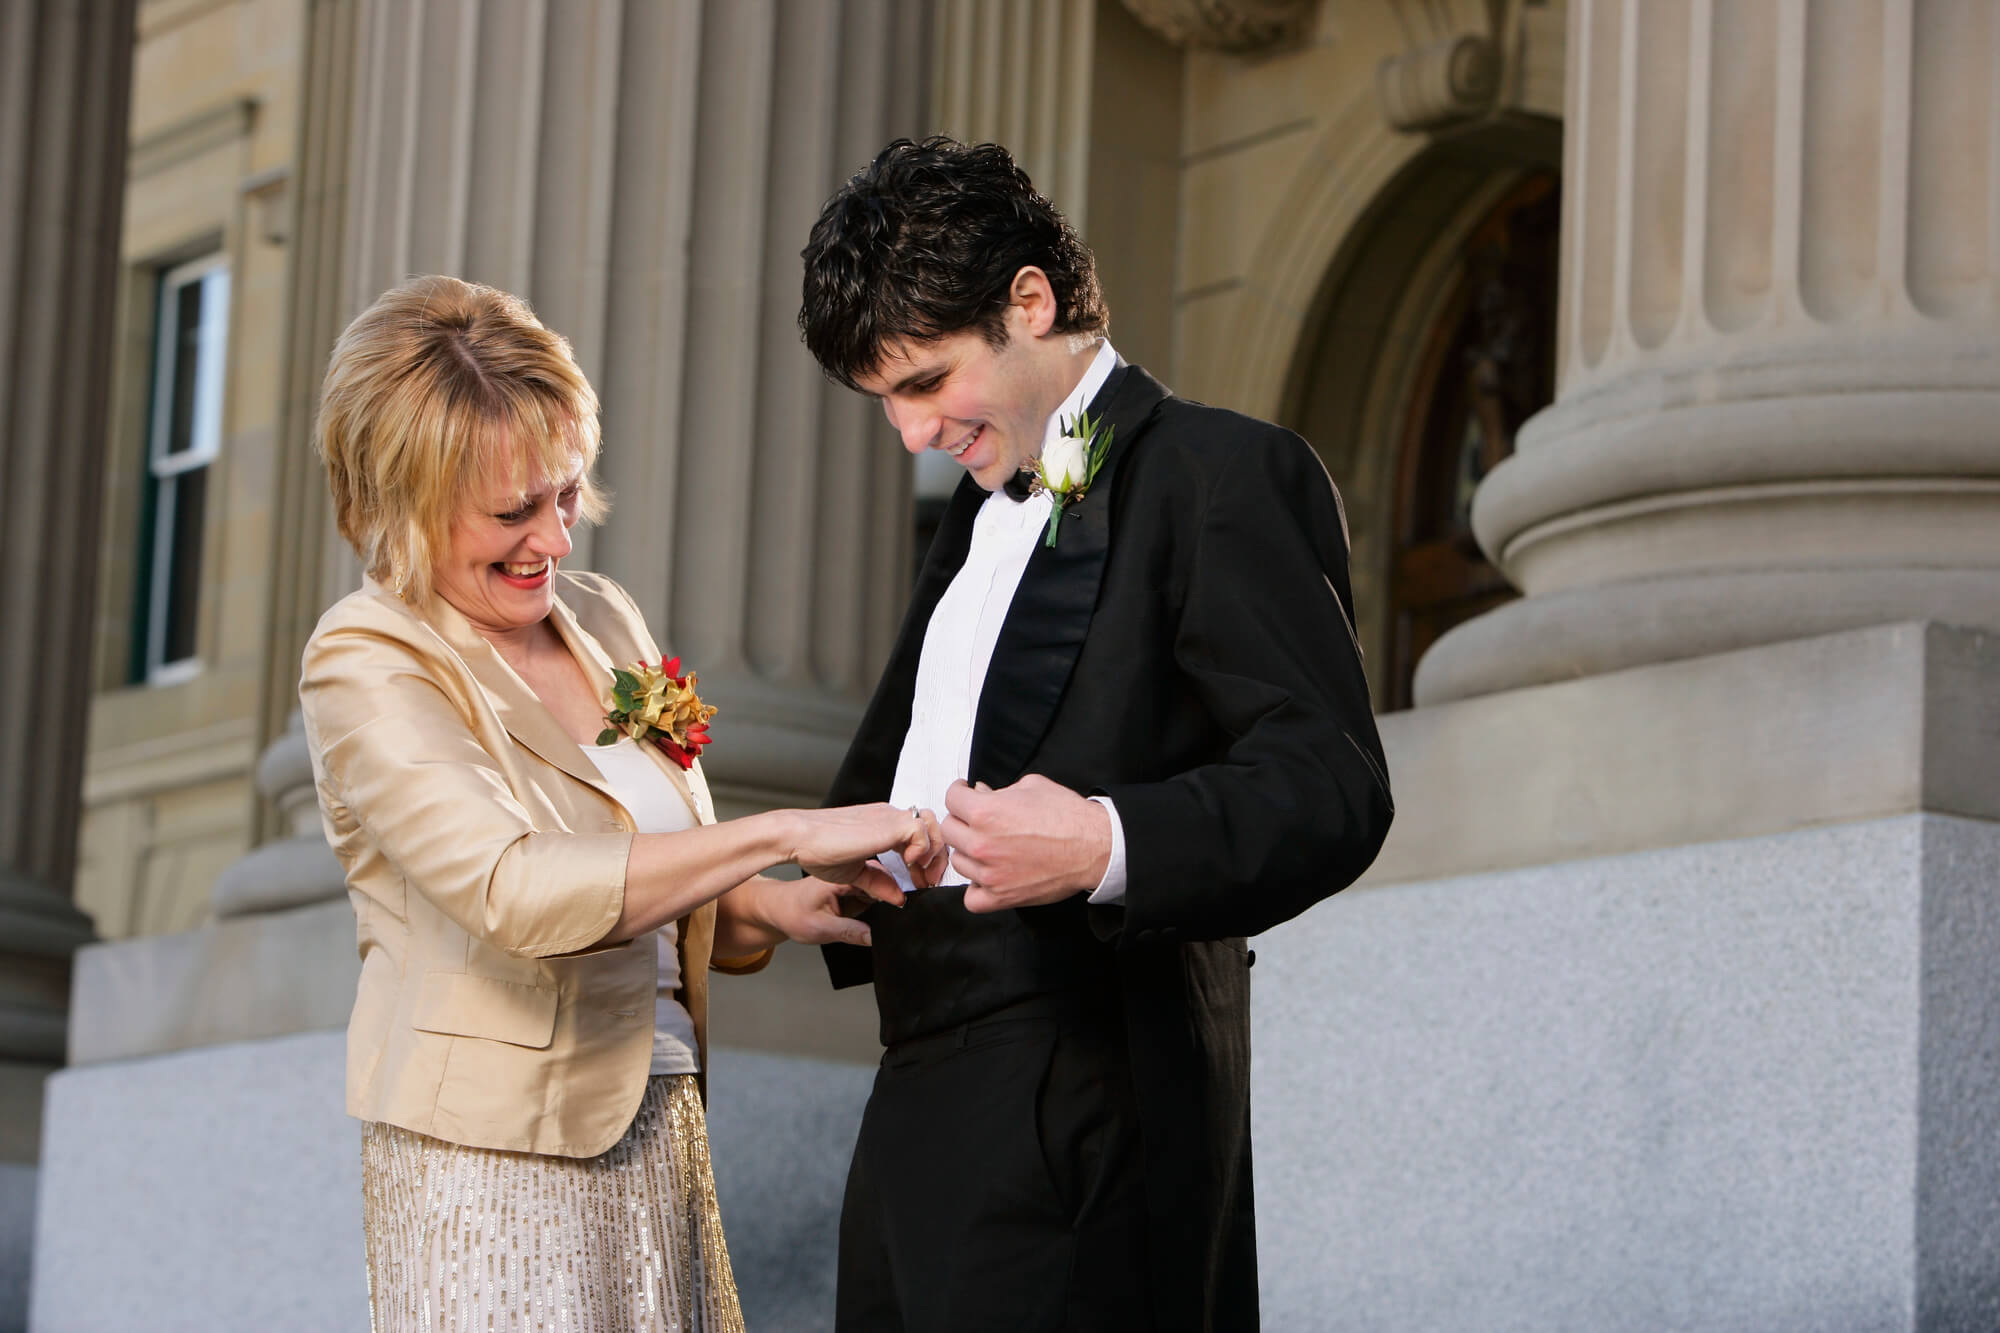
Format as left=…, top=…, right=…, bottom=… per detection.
left=1384, top=172, right=1559, bottom=709
left=1284, top=141, right=1560, bottom=711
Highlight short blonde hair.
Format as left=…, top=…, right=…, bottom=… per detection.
left=315, top=275, right=609, bottom=602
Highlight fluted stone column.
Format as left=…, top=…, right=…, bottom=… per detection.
left=933, top=0, right=1097, bottom=229
left=1416, top=0, right=2000, bottom=706
left=0, top=0, right=136, bottom=1324
left=932, top=0, right=1185, bottom=389
left=326, top=0, right=930, bottom=815
left=0, top=0, right=134, bottom=1113
left=252, top=0, right=357, bottom=839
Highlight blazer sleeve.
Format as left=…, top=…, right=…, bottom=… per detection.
left=301, top=620, right=633, bottom=959
left=1096, top=430, right=1394, bottom=943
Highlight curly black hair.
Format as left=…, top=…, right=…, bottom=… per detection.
left=798, top=136, right=1108, bottom=391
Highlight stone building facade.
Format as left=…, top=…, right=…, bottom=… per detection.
left=8, top=0, right=1998, bottom=1329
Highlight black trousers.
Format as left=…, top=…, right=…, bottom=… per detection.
left=835, top=995, right=1155, bottom=1332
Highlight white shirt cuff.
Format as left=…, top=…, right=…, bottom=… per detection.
left=1085, top=795, right=1128, bottom=905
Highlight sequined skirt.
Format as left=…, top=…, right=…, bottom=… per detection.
left=362, top=1074, right=744, bottom=1333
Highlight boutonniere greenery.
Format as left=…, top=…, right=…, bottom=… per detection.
left=1026, top=408, right=1115, bottom=547
left=597, top=656, right=716, bottom=770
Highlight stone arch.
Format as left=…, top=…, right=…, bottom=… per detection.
left=1212, top=104, right=1558, bottom=691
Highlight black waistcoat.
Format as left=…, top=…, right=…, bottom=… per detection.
left=859, top=888, right=1116, bottom=1043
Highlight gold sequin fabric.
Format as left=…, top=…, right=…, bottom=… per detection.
left=362, top=1075, right=744, bottom=1333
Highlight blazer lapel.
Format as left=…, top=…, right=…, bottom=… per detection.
left=412, top=584, right=631, bottom=814
left=437, top=599, right=619, bottom=803
left=970, top=364, right=1170, bottom=786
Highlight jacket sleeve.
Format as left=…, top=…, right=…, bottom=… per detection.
left=301, top=621, right=632, bottom=958
left=1096, top=431, right=1394, bottom=943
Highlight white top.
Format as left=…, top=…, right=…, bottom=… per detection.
left=885, top=337, right=1129, bottom=903
left=588, top=737, right=701, bottom=1076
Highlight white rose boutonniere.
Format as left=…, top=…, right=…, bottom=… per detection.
left=1025, top=408, right=1115, bottom=547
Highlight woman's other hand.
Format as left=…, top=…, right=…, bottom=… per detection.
left=713, top=859, right=930, bottom=957
left=758, top=875, right=893, bottom=947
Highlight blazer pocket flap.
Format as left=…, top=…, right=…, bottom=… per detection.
left=412, top=973, right=559, bottom=1049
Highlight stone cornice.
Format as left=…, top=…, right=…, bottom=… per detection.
left=1119, top=0, right=1315, bottom=51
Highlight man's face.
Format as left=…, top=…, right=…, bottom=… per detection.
left=854, top=319, right=1066, bottom=492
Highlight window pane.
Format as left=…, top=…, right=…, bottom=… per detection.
left=191, top=267, right=229, bottom=460
left=160, top=468, right=206, bottom=665
left=164, top=277, right=204, bottom=462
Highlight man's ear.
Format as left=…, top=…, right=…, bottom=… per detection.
left=1008, top=266, right=1059, bottom=338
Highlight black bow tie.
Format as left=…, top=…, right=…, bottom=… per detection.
left=1001, top=469, right=1036, bottom=503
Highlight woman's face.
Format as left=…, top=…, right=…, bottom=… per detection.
left=432, top=451, right=585, bottom=639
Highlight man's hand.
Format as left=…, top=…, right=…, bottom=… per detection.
left=943, top=774, right=1111, bottom=914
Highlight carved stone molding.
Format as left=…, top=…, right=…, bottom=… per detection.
left=1119, top=0, right=1315, bottom=51
left=1377, top=33, right=1499, bottom=132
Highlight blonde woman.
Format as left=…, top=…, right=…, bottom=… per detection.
left=302, top=275, right=945, bottom=1332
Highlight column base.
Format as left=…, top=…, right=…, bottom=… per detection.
left=1421, top=332, right=2000, bottom=704
left=0, top=878, right=95, bottom=1333
left=1414, top=569, right=2000, bottom=705
left=1381, top=620, right=2000, bottom=884
left=0, top=876, right=93, bottom=1071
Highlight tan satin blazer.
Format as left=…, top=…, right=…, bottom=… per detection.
left=300, top=569, right=766, bottom=1158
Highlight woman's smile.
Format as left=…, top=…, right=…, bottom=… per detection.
left=494, top=558, right=552, bottom=588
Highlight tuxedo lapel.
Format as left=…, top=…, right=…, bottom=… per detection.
left=970, top=364, right=1170, bottom=787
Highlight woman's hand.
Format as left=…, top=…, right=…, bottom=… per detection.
left=789, top=803, right=949, bottom=901
left=755, top=875, right=890, bottom=947
left=713, top=868, right=918, bottom=955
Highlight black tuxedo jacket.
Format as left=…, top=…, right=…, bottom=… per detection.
left=824, top=364, right=1394, bottom=1332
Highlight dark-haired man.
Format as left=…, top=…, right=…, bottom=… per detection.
left=799, top=136, right=1393, bottom=1333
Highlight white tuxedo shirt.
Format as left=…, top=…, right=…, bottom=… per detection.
left=886, top=339, right=1128, bottom=902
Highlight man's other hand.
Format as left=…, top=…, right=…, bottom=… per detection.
left=944, top=774, right=1112, bottom=913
